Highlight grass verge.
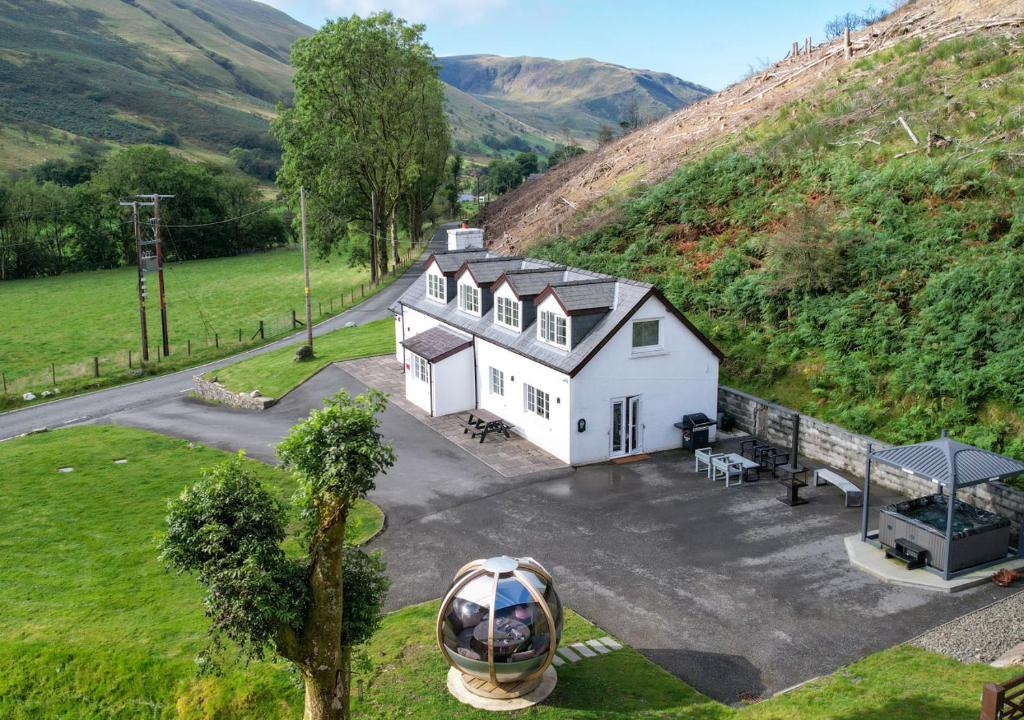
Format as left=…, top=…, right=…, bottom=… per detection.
left=354, top=600, right=1017, bottom=719
left=0, top=424, right=382, bottom=719
left=208, top=317, right=395, bottom=398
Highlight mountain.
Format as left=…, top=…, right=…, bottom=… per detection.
left=0, top=0, right=310, bottom=171
left=480, top=0, right=1024, bottom=461
left=441, top=54, right=711, bottom=151
left=0, top=0, right=710, bottom=172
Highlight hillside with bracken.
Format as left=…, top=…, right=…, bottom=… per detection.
left=481, top=0, right=1024, bottom=464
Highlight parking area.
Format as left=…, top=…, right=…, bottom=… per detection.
left=354, top=369, right=1008, bottom=704
left=110, top=361, right=1010, bottom=705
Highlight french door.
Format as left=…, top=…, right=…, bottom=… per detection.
left=610, top=395, right=642, bottom=457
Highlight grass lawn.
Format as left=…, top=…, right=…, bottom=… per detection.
left=356, top=601, right=1018, bottom=719
left=0, top=240, right=422, bottom=406
left=209, top=317, right=395, bottom=398
left=0, top=424, right=382, bottom=719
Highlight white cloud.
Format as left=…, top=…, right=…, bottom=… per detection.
left=259, top=0, right=507, bottom=26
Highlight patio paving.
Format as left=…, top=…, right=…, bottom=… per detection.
left=337, top=354, right=568, bottom=477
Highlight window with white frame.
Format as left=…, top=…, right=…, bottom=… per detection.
left=631, top=319, right=661, bottom=349
left=524, top=383, right=549, bottom=419
left=412, top=354, right=429, bottom=382
left=459, top=283, right=480, bottom=314
left=489, top=367, right=504, bottom=396
left=427, top=273, right=446, bottom=302
left=495, top=296, right=520, bottom=329
left=539, top=310, right=567, bottom=347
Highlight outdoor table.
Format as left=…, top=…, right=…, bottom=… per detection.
left=712, top=453, right=760, bottom=487
left=472, top=617, right=531, bottom=657
left=464, top=410, right=512, bottom=443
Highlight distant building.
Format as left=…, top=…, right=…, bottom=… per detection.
left=390, top=249, right=722, bottom=465
left=446, top=226, right=485, bottom=251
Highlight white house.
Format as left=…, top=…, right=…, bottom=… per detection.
left=390, top=249, right=722, bottom=465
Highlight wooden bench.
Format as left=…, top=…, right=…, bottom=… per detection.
left=812, top=468, right=863, bottom=507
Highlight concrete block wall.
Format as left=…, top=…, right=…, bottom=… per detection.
left=719, top=385, right=1024, bottom=530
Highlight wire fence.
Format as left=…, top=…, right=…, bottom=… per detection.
left=0, top=244, right=423, bottom=408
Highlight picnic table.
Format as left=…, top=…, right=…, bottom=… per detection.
left=464, top=409, right=512, bottom=443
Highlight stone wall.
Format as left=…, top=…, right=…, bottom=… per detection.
left=192, top=375, right=277, bottom=411
left=718, top=385, right=1024, bottom=529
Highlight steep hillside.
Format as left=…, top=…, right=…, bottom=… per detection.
left=486, top=0, right=1024, bottom=459
left=441, top=54, right=711, bottom=148
left=442, top=83, right=558, bottom=158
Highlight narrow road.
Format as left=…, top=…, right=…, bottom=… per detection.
left=0, top=223, right=452, bottom=441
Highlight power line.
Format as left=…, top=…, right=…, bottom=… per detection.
left=157, top=201, right=280, bottom=228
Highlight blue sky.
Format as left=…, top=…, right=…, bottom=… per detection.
left=258, top=0, right=880, bottom=90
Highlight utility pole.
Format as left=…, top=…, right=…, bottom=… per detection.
left=121, top=200, right=149, bottom=363
left=145, top=194, right=174, bottom=357
left=300, top=186, right=313, bottom=350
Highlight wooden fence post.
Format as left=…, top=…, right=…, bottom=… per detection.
left=2, top=372, right=6, bottom=394
left=51, top=363, right=55, bottom=386
left=291, top=309, right=298, bottom=328
left=93, top=356, right=99, bottom=377
left=238, top=328, right=242, bottom=343
left=980, top=682, right=1003, bottom=720
left=259, top=320, right=265, bottom=339
left=187, top=339, right=192, bottom=356
left=318, top=301, right=322, bottom=317
left=128, top=350, right=132, bottom=369
left=215, top=333, right=219, bottom=349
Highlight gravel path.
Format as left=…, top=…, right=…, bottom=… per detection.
left=911, top=589, right=1024, bottom=663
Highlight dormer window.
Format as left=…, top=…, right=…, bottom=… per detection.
left=459, top=283, right=480, bottom=314
left=539, top=310, right=567, bottom=347
left=495, top=296, right=520, bottom=330
left=427, top=273, right=446, bottom=302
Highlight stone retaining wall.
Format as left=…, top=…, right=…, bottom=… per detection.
left=718, top=385, right=1024, bottom=529
left=192, top=375, right=277, bottom=411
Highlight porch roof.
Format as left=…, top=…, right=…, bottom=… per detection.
left=401, top=325, right=473, bottom=363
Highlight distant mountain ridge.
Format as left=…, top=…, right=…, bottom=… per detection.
left=0, top=0, right=710, bottom=170
left=440, top=54, right=712, bottom=150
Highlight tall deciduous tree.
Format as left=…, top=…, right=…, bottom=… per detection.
left=160, top=391, right=395, bottom=720
left=275, top=13, right=449, bottom=281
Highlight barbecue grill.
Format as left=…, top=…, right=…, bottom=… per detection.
left=676, top=412, right=718, bottom=452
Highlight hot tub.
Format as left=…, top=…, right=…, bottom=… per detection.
left=879, top=494, right=1010, bottom=573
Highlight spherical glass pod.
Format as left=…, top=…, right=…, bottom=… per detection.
left=437, top=556, right=563, bottom=689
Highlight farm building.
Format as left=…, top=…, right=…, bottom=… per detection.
left=391, top=249, right=722, bottom=465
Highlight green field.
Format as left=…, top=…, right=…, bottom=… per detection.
left=0, top=244, right=416, bottom=402
left=0, top=424, right=381, bottom=719
left=210, top=317, right=394, bottom=398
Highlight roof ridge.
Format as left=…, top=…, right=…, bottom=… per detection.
left=550, top=278, right=617, bottom=287
left=462, top=256, right=525, bottom=264
left=504, top=267, right=566, bottom=275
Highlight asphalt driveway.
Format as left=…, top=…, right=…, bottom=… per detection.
left=108, top=365, right=1008, bottom=704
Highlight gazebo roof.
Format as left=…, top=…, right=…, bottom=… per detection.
left=870, top=437, right=1024, bottom=489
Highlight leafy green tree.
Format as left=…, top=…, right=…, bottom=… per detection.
left=161, top=391, right=395, bottom=720
left=515, top=151, right=539, bottom=177
left=275, top=12, right=449, bottom=281
left=486, top=158, right=523, bottom=195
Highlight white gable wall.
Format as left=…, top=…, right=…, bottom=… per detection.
left=492, top=282, right=522, bottom=332
left=569, top=295, right=719, bottom=465
left=475, top=339, right=572, bottom=463
left=393, top=313, right=404, bottom=361
left=403, top=348, right=432, bottom=414
left=432, top=348, right=476, bottom=417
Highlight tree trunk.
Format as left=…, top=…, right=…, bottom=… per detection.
left=389, top=207, right=399, bottom=272
left=369, top=192, right=379, bottom=284
left=376, top=211, right=388, bottom=279
left=340, top=645, right=352, bottom=719
left=297, top=507, right=348, bottom=720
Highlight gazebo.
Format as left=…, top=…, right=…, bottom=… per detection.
left=861, top=435, right=1024, bottom=580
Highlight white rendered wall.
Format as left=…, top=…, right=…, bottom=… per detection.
left=393, top=313, right=404, bottom=362
left=569, top=296, right=720, bottom=465
left=431, top=348, right=476, bottom=417
left=400, top=306, right=442, bottom=342
left=534, top=294, right=571, bottom=349
left=475, top=339, right=572, bottom=463
left=403, top=348, right=432, bottom=414
left=447, top=228, right=484, bottom=250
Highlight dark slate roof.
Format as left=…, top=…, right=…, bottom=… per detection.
left=401, top=325, right=473, bottom=363
left=429, top=250, right=492, bottom=273
left=396, top=250, right=724, bottom=375
left=542, top=280, right=616, bottom=314
left=459, top=258, right=525, bottom=285
left=871, top=437, right=1024, bottom=489
left=498, top=269, right=568, bottom=298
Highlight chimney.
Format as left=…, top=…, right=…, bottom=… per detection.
left=461, top=220, right=469, bottom=229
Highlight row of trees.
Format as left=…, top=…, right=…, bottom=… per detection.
left=0, top=146, right=286, bottom=280
left=274, top=13, right=451, bottom=284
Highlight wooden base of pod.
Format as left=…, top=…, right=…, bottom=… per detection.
left=447, top=667, right=557, bottom=710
